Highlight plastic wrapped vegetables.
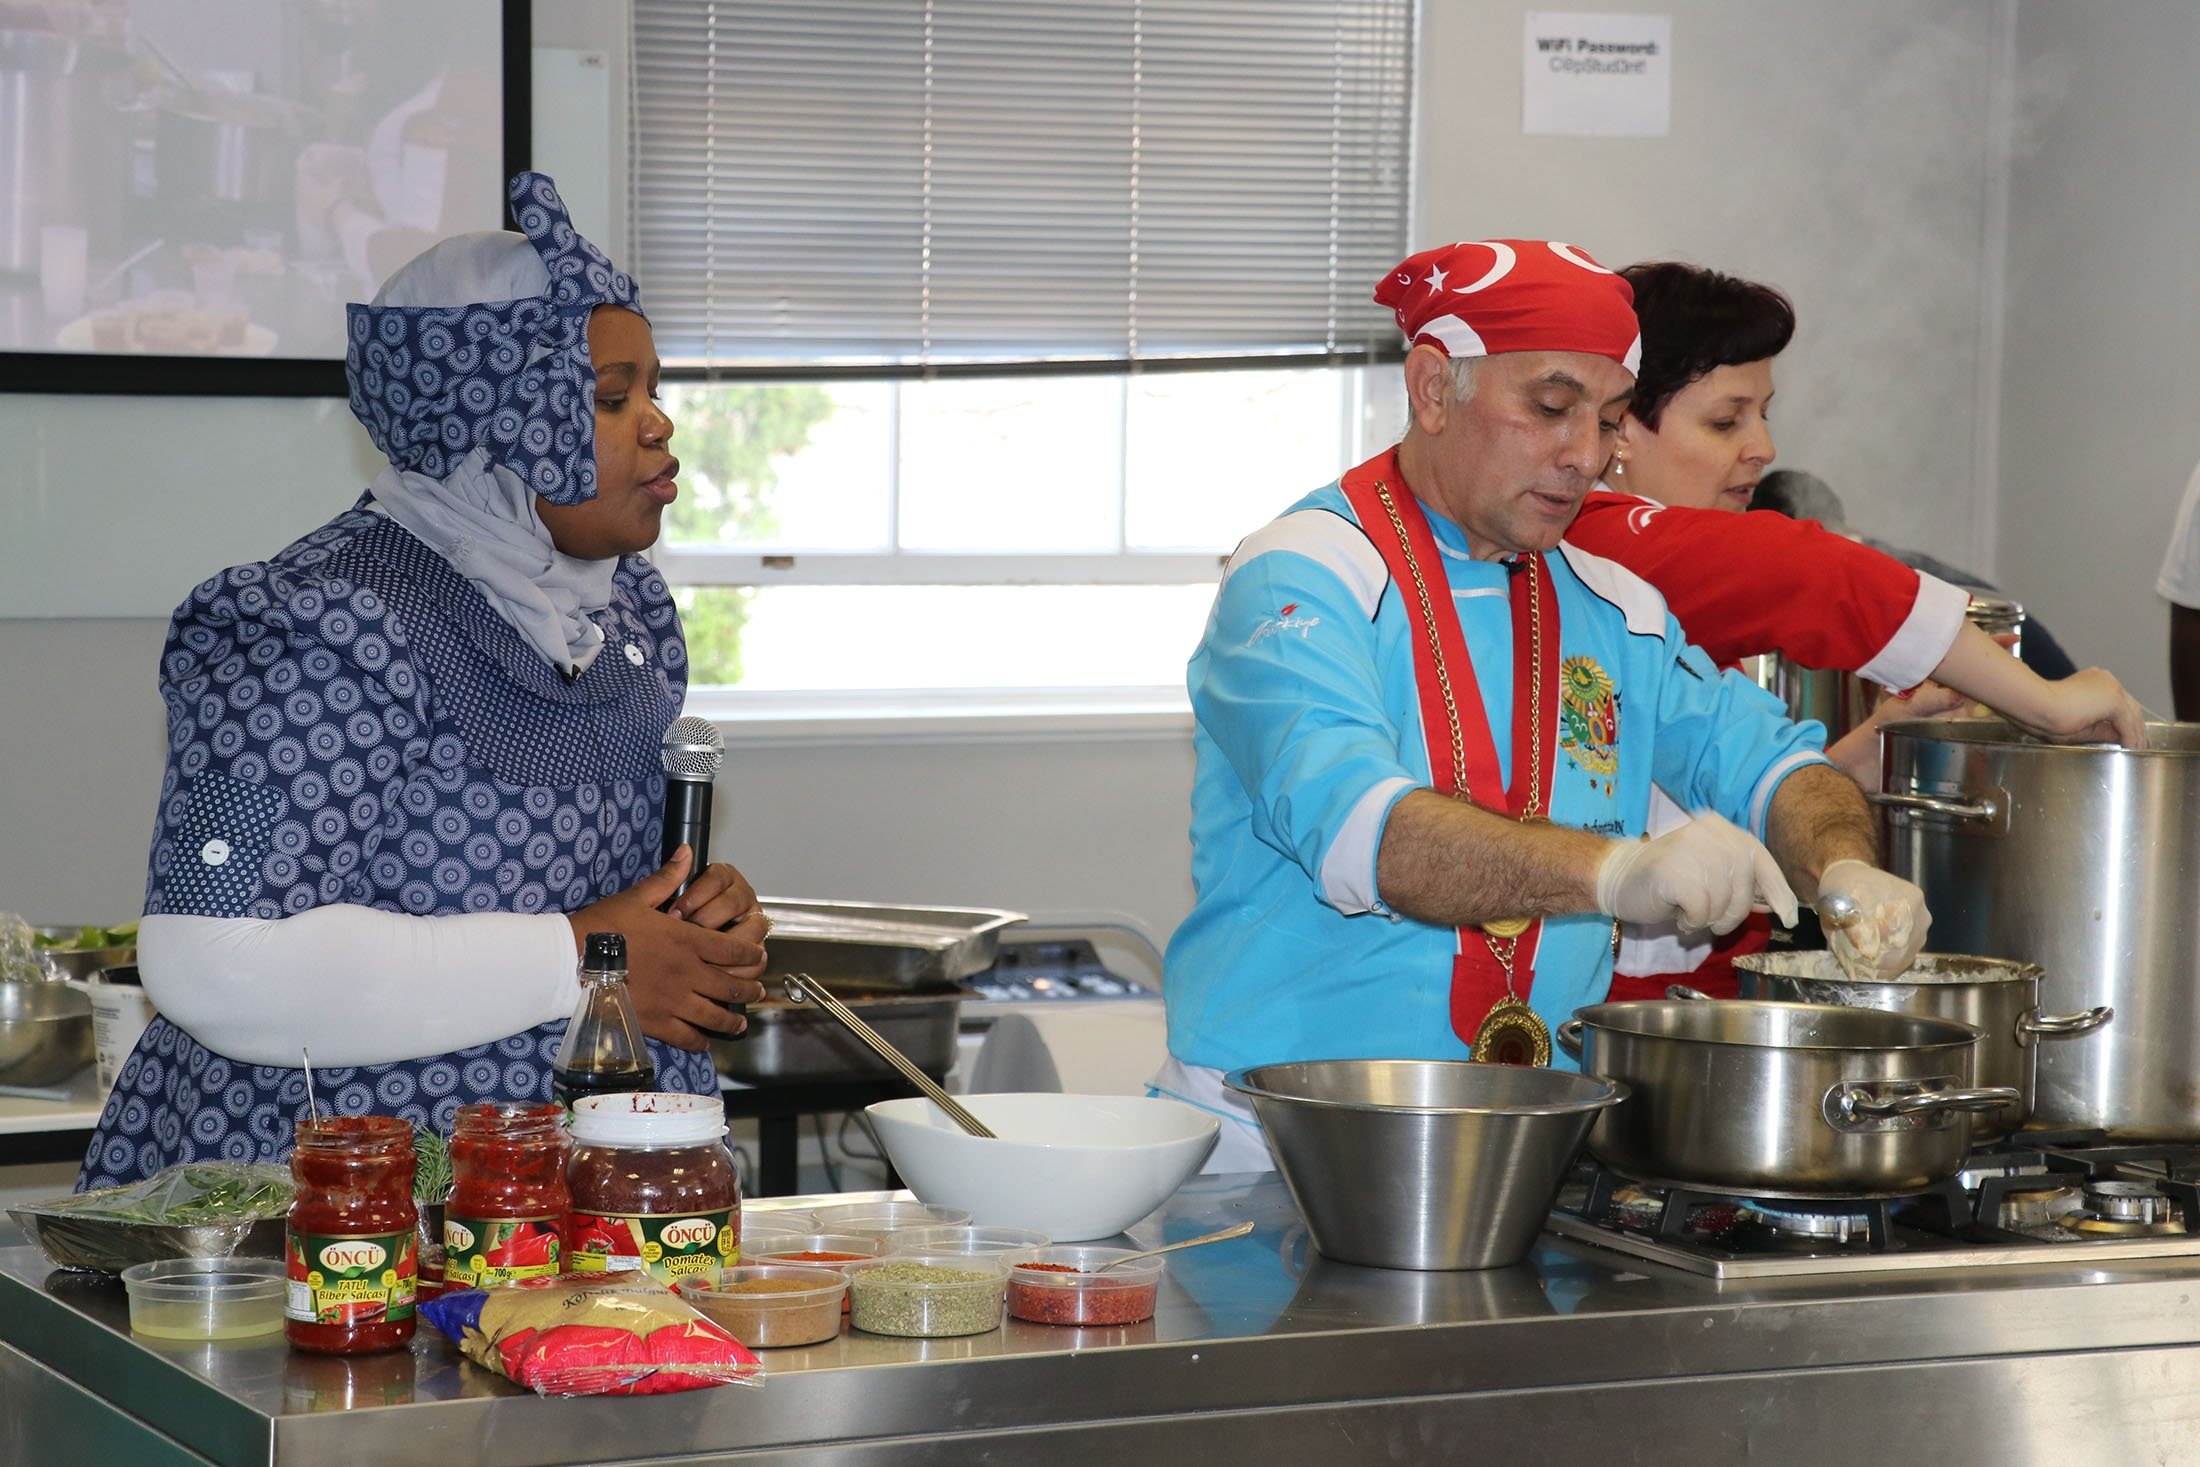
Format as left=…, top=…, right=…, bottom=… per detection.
left=420, top=1273, right=765, bottom=1396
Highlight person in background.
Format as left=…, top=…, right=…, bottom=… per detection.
left=80, top=174, right=767, bottom=1188
left=1753, top=468, right=2080, bottom=682
left=1563, top=260, right=2145, bottom=998
left=1157, top=239, right=1928, bottom=1171
left=2157, top=456, right=2200, bottom=719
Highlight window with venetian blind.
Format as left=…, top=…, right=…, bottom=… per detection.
left=626, top=0, right=1415, bottom=704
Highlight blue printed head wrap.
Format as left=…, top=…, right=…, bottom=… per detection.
left=344, top=172, right=645, bottom=507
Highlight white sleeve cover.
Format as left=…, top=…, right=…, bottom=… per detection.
left=137, top=909, right=583, bottom=1068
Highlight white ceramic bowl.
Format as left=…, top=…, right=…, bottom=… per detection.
left=864, top=1093, right=1219, bottom=1242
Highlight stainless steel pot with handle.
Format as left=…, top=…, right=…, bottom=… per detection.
left=1877, top=718, right=2200, bottom=1138
left=1557, top=1000, right=2018, bottom=1195
left=1742, top=596, right=2023, bottom=743
left=1729, top=951, right=2111, bottom=1141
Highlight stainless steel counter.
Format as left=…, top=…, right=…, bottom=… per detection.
left=12, top=1172, right=2200, bottom=1466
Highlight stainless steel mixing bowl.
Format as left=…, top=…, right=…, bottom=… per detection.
left=1224, top=1059, right=1624, bottom=1271
left=0, top=979, right=96, bottom=1085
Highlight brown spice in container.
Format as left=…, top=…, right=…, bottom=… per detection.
left=722, top=1278, right=815, bottom=1295
left=681, top=1271, right=844, bottom=1348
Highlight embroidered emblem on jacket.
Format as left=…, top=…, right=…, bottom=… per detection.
left=1560, top=654, right=1619, bottom=793
left=1248, top=603, right=1322, bottom=647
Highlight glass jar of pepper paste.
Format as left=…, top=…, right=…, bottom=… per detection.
left=564, top=1092, right=739, bottom=1285
left=443, top=1102, right=570, bottom=1288
left=285, top=1115, right=418, bottom=1355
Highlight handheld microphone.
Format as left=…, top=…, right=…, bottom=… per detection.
left=659, top=715, right=725, bottom=909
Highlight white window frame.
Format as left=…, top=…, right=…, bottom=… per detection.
left=630, top=0, right=1415, bottom=729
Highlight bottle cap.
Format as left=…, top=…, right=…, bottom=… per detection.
left=569, top=1091, right=727, bottom=1146
left=582, top=931, right=628, bottom=970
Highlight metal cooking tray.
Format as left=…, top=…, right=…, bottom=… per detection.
left=8, top=1163, right=293, bottom=1273
left=10, top=1208, right=286, bottom=1274
left=758, top=899, right=1025, bottom=988
left=711, top=990, right=962, bottom=1084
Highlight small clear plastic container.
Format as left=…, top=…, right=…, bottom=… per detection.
left=1007, top=1246, right=1165, bottom=1327
left=810, top=1200, right=970, bottom=1236
left=844, top=1253, right=1009, bottom=1338
left=751, top=1232, right=887, bottom=1269
left=885, top=1225, right=1051, bottom=1262
left=676, top=1263, right=846, bottom=1348
left=740, top=1206, right=817, bottom=1235
left=753, top=1233, right=885, bottom=1314
left=738, top=1210, right=819, bottom=1256
left=120, top=1256, right=287, bottom=1341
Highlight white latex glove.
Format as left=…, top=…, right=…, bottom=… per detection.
left=1594, top=812, right=1800, bottom=936
left=1816, top=858, right=1931, bottom=981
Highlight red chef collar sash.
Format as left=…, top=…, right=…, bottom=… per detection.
left=1340, top=449, right=1561, bottom=1047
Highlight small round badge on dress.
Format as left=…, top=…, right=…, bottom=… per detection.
left=1471, top=995, right=1552, bottom=1067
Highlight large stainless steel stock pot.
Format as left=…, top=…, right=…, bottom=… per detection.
left=1878, top=718, right=2200, bottom=1138
left=1731, top=951, right=2111, bottom=1141
left=1558, top=1000, right=2017, bottom=1196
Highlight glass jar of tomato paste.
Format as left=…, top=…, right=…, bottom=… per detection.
left=286, top=1115, right=418, bottom=1354
left=564, top=1092, right=739, bottom=1285
left=443, top=1101, right=570, bottom=1288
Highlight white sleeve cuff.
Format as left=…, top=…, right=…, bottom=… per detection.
left=1747, top=750, right=1832, bottom=839
left=1318, top=776, right=1417, bottom=914
left=1857, top=572, right=1969, bottom=690
left=138, top=909, right=582, bottom=1068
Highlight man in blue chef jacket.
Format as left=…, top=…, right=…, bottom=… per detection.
left=1155, top=239, right=1932, bottom=1171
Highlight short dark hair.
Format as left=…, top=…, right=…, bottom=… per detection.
left=1621, top=262, right=1796, bottom=429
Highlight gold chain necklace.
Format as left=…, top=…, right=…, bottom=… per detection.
left=1371, top=480, right=1545, bottom=992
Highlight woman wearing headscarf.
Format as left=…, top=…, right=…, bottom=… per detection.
left=1562, top=260, right=2146, bottom=998
left=81, top=173, right=765, bottom=1187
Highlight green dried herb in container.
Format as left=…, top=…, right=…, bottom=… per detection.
left=847, top=1257, right=1007, bottom=1338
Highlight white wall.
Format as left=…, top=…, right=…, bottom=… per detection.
left=1417, top=0, right=2010, bottom=575
left=0, top=2, right=2078, bottom=940
left=1997, top=1, right=2200, bottom=713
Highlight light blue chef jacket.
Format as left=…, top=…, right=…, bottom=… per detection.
left=1164, top=467, right=1829, bottom=1078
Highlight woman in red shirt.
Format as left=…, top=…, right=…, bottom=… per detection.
left=1566, top=261, right=2146, bottom=996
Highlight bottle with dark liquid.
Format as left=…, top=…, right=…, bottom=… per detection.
left=551, top=932, right=656, bottom=1110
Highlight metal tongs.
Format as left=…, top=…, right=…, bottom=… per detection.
left=780, top=972, right=997, bottom=1139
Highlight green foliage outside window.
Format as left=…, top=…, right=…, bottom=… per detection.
left=659, top=384, right=833, bottom=685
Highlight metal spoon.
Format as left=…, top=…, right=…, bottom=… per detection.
left=1818, top=890, right=1862, bottom=930
left=781, top=972, right=997, bottom=1139
left=1095, top=1220, right=1255, bottom=1271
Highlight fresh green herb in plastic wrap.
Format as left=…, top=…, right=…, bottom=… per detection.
left=414, top=1124, right=453, bottom=1205
left=10, top=1161, right=295, bottom=1272
left=0, top=913, right=40, bottom=983
left=38, top=1162, right=294, bottom=1224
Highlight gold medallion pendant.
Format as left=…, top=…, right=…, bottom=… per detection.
left=1480, top=915, right=1532, bottom=939
left=1470, top=995, right=1552, bottom=1067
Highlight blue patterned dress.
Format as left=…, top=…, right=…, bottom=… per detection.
left=80, top=506, right=714, bottom=1188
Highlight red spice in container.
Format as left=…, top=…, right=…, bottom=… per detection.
left=443, top=1102, right=570, bottom=1288
left=1007, top=1247, right=1163, bottom=1327
left=285, top=1115, right=419, bottom=1355
left=754, top=1233, right=885, bottom=1314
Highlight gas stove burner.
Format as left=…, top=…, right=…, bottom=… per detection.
left=2066, top=1181, right=2185, bottom=1237
left=1956, top=1155, right=2052, bottom=1191
left=1996, top=1184, right=2085, bottom=1232
left=1548, top=1142, right=2200, bottom=1278
left=1733, top=1202, right=1874, bottom=1244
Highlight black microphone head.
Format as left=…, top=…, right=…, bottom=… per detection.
left=661, top=715, right=725, bottom=779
